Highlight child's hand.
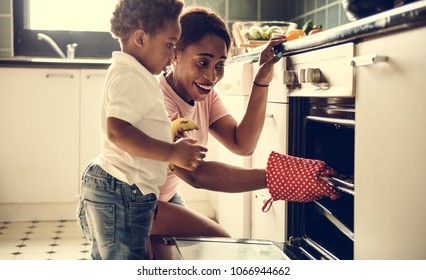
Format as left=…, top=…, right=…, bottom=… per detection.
left=170, top=138, right=207, bottom=171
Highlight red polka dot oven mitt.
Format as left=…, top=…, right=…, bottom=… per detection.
left=262, top=151, right=341, bottom=212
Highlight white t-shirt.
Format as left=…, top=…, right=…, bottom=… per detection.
left=93, top=51, right=171, bottom=196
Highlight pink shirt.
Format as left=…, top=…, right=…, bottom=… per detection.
left=158, top=74, right=230, bottom=201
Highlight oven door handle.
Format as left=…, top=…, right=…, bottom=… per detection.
left=320, top=176, right=355, bottom=196
left=351, top=54, right=388, bottom=67
left=306, top=116, right=355, bottom=126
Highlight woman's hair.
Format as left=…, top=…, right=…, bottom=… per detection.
left=176, top=6, right=231, bottom=53
left=110, top=0, right=184, bottom=44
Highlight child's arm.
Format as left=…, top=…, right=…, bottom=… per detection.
left=107, top=117, right=207, bottom=171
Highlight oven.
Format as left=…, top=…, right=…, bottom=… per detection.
left=286, top=97, right=355, bottom=260
left=283, top=43, right=356, bottom=260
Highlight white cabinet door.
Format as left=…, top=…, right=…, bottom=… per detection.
left=208, top=94, right=252, bottom=238
left=0, top=68, right=80, bottom=203
left=215, top=60, right=254, bottom=96
left=79, top=69, right=106, bottom=178
left=354, top=27, right=426, bottom=259
left=251, top=102, right=288, bottom=242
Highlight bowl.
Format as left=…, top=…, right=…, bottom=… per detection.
left=341, top=0, right=396, bottom=21
left=232, top=21, right=297, bottom=47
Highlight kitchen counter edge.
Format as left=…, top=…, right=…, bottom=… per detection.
left=0, top=57, right=112, bottom=69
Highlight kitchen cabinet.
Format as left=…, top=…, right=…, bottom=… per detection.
left=0, top=67, right=107, bottom=221
left=354, top=26, right=426, bottom=259
left=251, top=102, right=288, bottom=242
left=0, top=68, right=80, bottom=204
left=79, top=69, right=106, bottom=178
left=207, top=94, right=252, bottom=238
left=216, top=60, right=254, bottom=96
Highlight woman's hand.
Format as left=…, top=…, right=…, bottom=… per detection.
left=254, top=35, right=286, bottom=86
left=263, top=152, right=341, bottom=211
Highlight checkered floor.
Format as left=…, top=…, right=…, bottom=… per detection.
left=0, top=220, right=90, bottom=260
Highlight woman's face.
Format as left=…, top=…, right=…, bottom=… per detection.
left=173, top=34, right=228, bottom=103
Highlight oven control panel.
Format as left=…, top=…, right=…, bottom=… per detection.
left=284, top=43, right=354, bottom=97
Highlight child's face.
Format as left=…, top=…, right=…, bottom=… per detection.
left=137, top=19, right=181, bottom=75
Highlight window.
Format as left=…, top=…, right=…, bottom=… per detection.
left=28, top=0, right=116, bottom=32
left=13, top=0, right=119, bottom=58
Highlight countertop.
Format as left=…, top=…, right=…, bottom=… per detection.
left=0, top=56, right=112, bottom=69
left=230, top=1, right=426, bottom=63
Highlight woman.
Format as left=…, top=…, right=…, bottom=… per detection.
left=148, top=6, right=283, bottom=238
left=150, top=6, right=339, bottom=239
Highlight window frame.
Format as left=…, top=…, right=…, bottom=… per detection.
left=13, top=0, right=119, bottom=58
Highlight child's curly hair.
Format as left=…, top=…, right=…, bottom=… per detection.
left=111, top=0, right=184, bottom=45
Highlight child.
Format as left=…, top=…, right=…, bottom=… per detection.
left=76, top=0, right=206, bottom=260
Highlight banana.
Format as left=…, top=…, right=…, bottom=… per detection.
left=169, top=117, right=200, bottom=171
left=171, top=117, right=200, bottom=141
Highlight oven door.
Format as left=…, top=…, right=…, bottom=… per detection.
left=286, top=97, right=355, bottom=260
left=150, top=235, right=294, bottom=260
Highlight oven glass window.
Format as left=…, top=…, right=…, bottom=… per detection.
left=306, top=120, right=354, bottom=177
left=303, top=119, right=355, bottom=260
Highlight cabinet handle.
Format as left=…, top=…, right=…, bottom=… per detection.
left=255, top=194, right=269, bottom=204
left=265, top=113, right=274, bottom=119
left=351, top=54, right=388, bottom=67
left=46, top=73, right=74, bottom=79
left=85, top=74, right=105, bottom=79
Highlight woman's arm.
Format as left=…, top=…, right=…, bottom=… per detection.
left=209, top=37, right=286, bottom=156
left=173, top=160, right=267, bottom=193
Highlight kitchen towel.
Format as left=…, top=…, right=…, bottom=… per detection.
left=263, top=151, right=341, bottom=212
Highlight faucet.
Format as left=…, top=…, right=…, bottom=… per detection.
left=37, top=33, right=78, bottom=59
left=66, top=43, right=78, bottom=59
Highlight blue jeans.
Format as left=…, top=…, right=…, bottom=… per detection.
left=168, top=191, right=186, bottom=207
left=76, top=163, right=158, bottom=260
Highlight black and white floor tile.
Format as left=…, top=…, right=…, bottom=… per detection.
left=0, top=220, right=90, bottom=260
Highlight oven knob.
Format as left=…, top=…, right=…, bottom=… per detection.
left=283, top=70, right=297, bottom=85
left=299, top=69, right=306, bottom=83
left=306, top=68, right=321, bottom=83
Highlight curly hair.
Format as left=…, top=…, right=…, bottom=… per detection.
left=176, top=6, right=231, bottom=53
left=111, top=0, right=184, bottom=44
